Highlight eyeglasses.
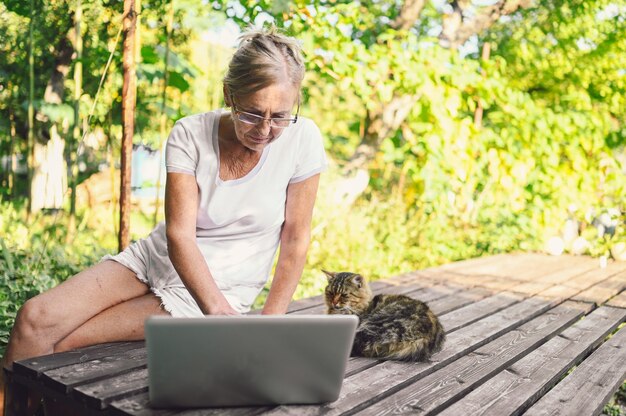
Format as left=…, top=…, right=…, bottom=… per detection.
left=230, top=94, right=299, bottom=128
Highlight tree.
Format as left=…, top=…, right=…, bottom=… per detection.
left=119, top=0, right=138, bottom=251
left=211, top=0, right=625, bottom=261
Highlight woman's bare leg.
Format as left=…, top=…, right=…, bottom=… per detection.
left=43, top=293, right=168, bottom=416
left=0, top=260, right=155, bottom=415
left=2, top=260, right=150, bottom=366
left=54, top=292, right=168, bottom=352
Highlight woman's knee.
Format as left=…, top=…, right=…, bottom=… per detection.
left=13, top=296, right=57, bottom=345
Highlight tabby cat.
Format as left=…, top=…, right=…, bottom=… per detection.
left=323, top=270, right=445, bottom=361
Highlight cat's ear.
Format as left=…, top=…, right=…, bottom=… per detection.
left=352, top=274, right=364, bottom=288
left=322, top=270, right=336, bottom=281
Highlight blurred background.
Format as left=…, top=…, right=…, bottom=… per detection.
left=0, top=0, right=624, bottom=377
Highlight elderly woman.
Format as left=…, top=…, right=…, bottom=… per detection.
left=1, top=26, right=326, bottom=411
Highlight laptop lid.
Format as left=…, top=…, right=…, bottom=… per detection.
left=145, top=314, right=358, bottom=408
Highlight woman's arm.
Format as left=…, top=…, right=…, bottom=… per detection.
left=165, top=172, right=238, bottom=315
left=262, top=174, right=321, bottom=315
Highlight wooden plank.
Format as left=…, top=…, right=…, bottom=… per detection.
left=12, top=341, right=143, bottom=379
left=510, top=281, right=554, bottom=296
left=607, top=290, right=626, bottom=308
left=476, top=276, right=522, bottom=291
left=524, top=322, right=626, bottom=416
left=417, top=269, right=469, bottom=283
left=261, top=296, right=559, bottom=416
left=538, top=258, right=599, bottom=285
left=536, top=284, right=581, bottom=301
left=3, top=369, right=29, bottom=416
left=109, top=391, right=268, bottom=415
left=41, top=346, right=147, bottom=393
left=439, top=253, right=559, bottom=279
left=572, top=272, right=626, bottom=304
left=429, top=253, right=513, bottom=273
left=6, top=371, right=107, bottom=416
left=437, top=306, right=626, bottom=416
left=359, top=301, right=591, bottom=415
left=426, top=287, right=493, bottom=316
left=564, top=261, right=626, bottom=290
left=72, top=367, right=149, bottom=410
left=505, top=255, right=575, bottom=282
left=373, top=282, right=437, bottom=296
left=383, top=271, right=435, bottom=285
left=443, top=253, right=580, bottom=283
left=439, top=292, right=523, bottom=333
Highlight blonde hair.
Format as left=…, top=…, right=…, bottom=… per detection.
left=224, top=26, right=305, bottom=97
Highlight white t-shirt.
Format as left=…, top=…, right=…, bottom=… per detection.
left=104, top=110, right=327, bottom=316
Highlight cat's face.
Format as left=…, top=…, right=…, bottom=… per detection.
left=323, top=271, right=372, bottom=315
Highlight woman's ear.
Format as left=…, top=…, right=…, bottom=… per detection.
left=322, top=270, right=335, bottom=281
left=223, top=86, right=231, bottom=107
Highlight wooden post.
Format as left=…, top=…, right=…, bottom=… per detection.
left=119, top=0, right=137, bottom=252
left=3, top=369, right=28, bottom=416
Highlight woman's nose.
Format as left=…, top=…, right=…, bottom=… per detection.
left=256, top=120, right=272, bottom=136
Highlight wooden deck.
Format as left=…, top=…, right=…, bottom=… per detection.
left=4, top=252, right=626, bottom=415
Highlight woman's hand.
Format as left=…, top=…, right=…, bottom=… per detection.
left=207, top=299, right=240, bottom=315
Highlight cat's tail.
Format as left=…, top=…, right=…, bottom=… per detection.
left=358, top=339, right=433, bottom=361
left=357, top=321, right=446, bottom=361
left=429, top=317, right=446, bottom=355
left=353, top=335, right=438, bottom=361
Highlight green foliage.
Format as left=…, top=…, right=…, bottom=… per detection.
left=603, top=380, right=626, bottom=416
left=0, top=201, right=117, bottom=358
left=1, top=6, right=626, bottom=403
left=232, top=0, right=626, bottom=305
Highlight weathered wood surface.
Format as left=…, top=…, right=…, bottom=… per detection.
left=439, top=306, right=626, bottom=416
left=5, top=253, right=626, bottom=416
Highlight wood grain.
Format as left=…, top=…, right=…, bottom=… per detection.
left=438, top=306, right=626, bottom=416
left=523, top=322, right=626, bottom=416
left=359, top=301, right=591, bottom=415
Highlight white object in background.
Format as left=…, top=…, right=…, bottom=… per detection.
left=546, top=236, right=565, bottom=256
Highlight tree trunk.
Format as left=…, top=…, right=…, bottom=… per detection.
left=27, top=0, right=35, bottom=216
left=119, top=0, right=137, bottom=252
left=68, top=0, right=83, bottom=237
left=391, top=0, right=427, bottom=30
left=440, top=0, right=533, bottom=48
left=348, top=94, right=420, bottom=171
left=5, top=104, right=17, bottom=198
left=336, top=94, right=420, bottom=205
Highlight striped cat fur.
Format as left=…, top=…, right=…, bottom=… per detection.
left=323, top=270, right=445, bottom=361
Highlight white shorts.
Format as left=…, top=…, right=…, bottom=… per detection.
left=101, top=222, right=262, bottom=316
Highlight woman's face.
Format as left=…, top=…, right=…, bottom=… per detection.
left=227, top=83, right=300, bottom=152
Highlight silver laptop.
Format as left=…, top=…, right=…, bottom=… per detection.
left=145, top=314, right=358, bottom=408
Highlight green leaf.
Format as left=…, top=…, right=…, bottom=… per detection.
left=167, top=71, right=190, bottom=92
